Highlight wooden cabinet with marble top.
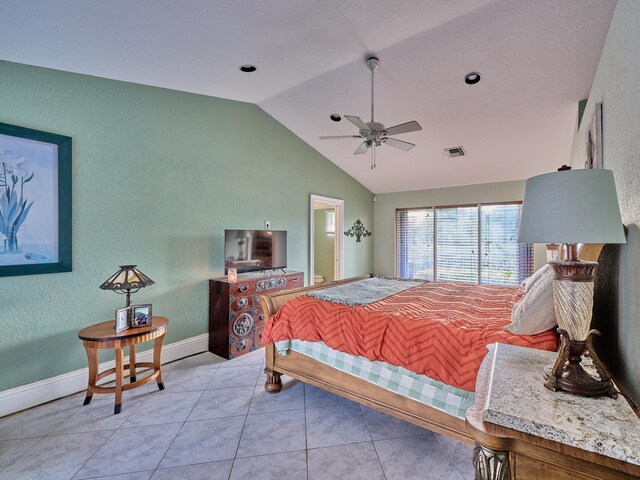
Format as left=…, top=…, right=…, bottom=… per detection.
left=466, top=343, right=640, bottom=480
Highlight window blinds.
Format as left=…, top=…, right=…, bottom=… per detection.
left=395, top=208, right=434, bottom=280
left=395, top=202, right=533, bottom=286
left=480, top=203, right=532, bottom=285
left=435, top=206, right=479, bottom=283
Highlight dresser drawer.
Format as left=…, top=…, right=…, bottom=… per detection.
left=209, top=271, right=303, bottom=359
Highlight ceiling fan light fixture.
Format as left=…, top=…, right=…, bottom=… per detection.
left=464, top=72, right=482, bottom=85
left=319, top=56, right=421, bottom=169
left=330, top=114, right=342, bottom=122
left=239, top=64, right=257, bottom=73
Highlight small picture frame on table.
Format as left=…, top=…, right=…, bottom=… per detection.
left=131, top=304, right=152, bottom=327
left=115, top=307, right=130, bottom=334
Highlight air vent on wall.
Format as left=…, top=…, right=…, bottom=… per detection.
left=444, top=146, right=466, bottom=158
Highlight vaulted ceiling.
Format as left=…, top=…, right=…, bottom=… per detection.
left=0, top=0, right=617, bottom=193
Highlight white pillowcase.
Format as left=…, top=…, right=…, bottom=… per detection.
left=506, top=264, right=557, bottom=335
left=522, top=263, right=552, bottom=293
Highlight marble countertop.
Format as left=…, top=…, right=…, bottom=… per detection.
left=482, top=343, right=640, bottom=466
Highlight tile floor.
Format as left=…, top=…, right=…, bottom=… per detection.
left=0, top=349, right=475, bottom=480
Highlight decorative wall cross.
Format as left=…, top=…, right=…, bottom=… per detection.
left=344, top=219, right=372, bottom=242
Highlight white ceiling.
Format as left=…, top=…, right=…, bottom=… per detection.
left=0, top=0, right=616, bottom=193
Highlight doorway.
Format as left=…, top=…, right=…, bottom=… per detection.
left=310, top=194, right=344, bottom=286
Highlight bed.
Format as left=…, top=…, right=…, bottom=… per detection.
left=258, top=243, right=604, bottom=445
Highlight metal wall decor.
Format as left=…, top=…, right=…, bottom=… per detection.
left=344, top=219, right=371, bottom=242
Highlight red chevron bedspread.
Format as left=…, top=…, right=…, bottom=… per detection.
left=262, top=281, right=557, bottom=392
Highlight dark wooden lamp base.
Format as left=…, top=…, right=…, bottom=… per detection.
left=544, top=329, right=617, bottom=399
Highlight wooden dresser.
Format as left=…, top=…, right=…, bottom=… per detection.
left=208, top=270, right=303, bottom=359
left=466, top=343, right=640, bottom=479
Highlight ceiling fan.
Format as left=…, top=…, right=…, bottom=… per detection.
left=320, top=56, right=422, bottom=169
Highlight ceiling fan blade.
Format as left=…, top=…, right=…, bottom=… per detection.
left=344, top=115, right=369, bottom=131
left=354, top=142, right=369, bottom=155
left=319, top=135, right=362, bottom=139
left=385, top=137, right=415, bottom=151
left=385, top=121, right=422, bottom=136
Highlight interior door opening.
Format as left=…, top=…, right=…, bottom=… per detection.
left=310, top=194, right=344, bottom=286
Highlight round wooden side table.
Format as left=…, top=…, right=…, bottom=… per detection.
left=78, top=316, right=168, bottom=414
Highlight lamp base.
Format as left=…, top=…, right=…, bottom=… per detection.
left=544, top=329, right=617, bottom=399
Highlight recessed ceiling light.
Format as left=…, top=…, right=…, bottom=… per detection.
left=464, top=72, right=481, bottom=85
left=330, top=114, right=342, bottom=122
left=239, top=65, right=257, bottom=73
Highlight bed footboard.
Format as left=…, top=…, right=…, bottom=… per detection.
left=259, top=274, right=373, bottom=394
left=258, top=273, right=472, bottom=444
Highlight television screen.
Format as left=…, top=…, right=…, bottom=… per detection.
left=224, top=230, right=287, bottom=274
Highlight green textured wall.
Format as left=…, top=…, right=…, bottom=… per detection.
left=0, top=60, right=373, bottom=392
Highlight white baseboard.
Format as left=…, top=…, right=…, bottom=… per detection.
left=0, top=333, right=209, bottom=418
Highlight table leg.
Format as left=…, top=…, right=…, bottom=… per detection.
left=473, top=443, right=511, bottom=480
left=114, top=346, right=124, bottom=414
left=153, top=333, right=165, bottom=390
left=83, top=346, right=98, bottom=405
left=129, top=344, right=137, bottom=383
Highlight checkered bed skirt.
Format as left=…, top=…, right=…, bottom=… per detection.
left=275, top=340, right=474, bottom=419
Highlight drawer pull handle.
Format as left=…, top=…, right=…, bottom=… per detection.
left=291, top=277, right=300, bottom=282
left=238, top=285, right=249, bottom=293
left=237, top=297, right=248, bottom=308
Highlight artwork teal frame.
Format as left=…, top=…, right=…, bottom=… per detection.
left=0, top=122, right=72, bottom=277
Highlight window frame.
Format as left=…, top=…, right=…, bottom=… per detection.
left=394, top=200, right=531, bottom=285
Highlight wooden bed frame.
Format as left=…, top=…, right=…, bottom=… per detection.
left=258, top=244, right=607, bottom=449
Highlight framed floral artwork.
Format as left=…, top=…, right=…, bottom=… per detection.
left=0, top=122, right=72, bottom=277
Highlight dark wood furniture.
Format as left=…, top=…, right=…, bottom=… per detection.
left=209, top=270, right=303, bottom=359
left=78, top=316, right=168, bottom=414
left=466, top=343, right=640, bottom=480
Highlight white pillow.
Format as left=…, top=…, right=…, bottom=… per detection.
left=522, top=264, right=552, bottom=293
left=505, top=265, right=557, bottom=335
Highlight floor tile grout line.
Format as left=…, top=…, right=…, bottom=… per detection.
left=0, top=401, right=86, bottom=474
left=2, top=350, right=473, bottom=480
left=145, top=420, right=190, bottom=478
left=433, top=433, right=471, bottom=480
left=0, top=437, right=43, bottom=474
left=227, top=410, right=251, bottom=479
left=0, top=353, right=255, bottom=479
left=226, top=353, right=264, bottom=480
left=69, top=426, right=120, bottom=480
left=306, top=439, right=388, bottom=452
left=371, top=439, right=390, bottom=480
left=148, top=388, right=207, bottom=476
left=72, top=422, right=185, bottom=479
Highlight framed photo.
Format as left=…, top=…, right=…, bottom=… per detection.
left=0, top=122, right=72, bottom=277
left=131, top=304, right=152, bottom=327
left=115, top=307, right=130, bottom=334
left=585, top=103, right=603, bottom=169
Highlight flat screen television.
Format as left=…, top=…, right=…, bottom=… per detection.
left=224, top=229, right=287, bottom=274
